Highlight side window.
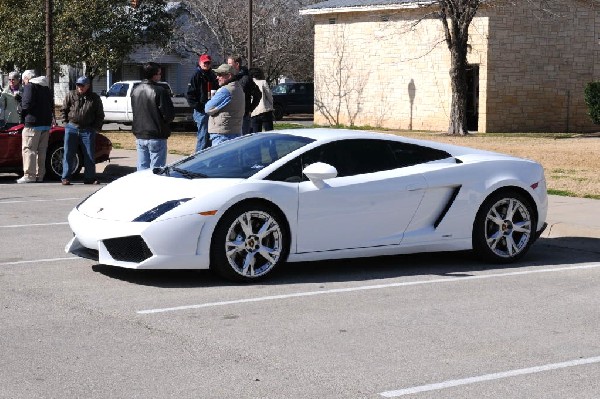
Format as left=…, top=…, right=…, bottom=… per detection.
left=107, top=83, right=129, bottom=97
left=387, top=141, right=452, bottom=167
left=334, top=140, right=396, bottom=176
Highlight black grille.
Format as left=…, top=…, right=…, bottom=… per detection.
left=103, top=235, right=153, bottom=263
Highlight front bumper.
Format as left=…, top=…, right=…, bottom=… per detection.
left=65, top=208, right=211, bottom=270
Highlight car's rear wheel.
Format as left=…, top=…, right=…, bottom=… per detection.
left=45, top=142, right=81, bottom=180
left=211, top=203, right=289, bottom=282
left=273, top=104, right=284, bottom=121
left=472, top=190, right=536, bottom=263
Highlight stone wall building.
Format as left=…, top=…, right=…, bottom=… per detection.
left=301, top=0, right=600, bottom=133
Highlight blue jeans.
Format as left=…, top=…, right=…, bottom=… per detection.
left=209, top=133, right=241, bottom=146
left=62, top=124, right=96, bottom=181
left=136, top=138, right=167, bottom=170
left=193, top=109, right=210, bottom=152
left=242, top=114, right=252, bottom=135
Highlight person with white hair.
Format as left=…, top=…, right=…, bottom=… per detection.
left=17, top=69, right=53, bottom=183
left=0, top=71, right=23, bottom=128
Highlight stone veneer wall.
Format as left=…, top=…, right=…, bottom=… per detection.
left=486, top=1, right=599, bottom=132
left=311, top=1, right=599, bottom=133
left=313, top=8, right=488, bottom=131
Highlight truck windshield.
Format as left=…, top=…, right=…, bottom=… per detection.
left=107, top=83, right=129, bottom=97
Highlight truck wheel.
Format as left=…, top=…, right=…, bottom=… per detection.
left=273, top=105, right=284, bottom=121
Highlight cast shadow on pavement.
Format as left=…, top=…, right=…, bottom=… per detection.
left=91, top=235, right=599, bottom=288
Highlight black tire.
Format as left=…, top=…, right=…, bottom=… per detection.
left=45, top=142, right=81, bottom=181
left=210, top=203, right=289, bottom=282
left=273, top=104, right=284, bottom=121
left=472, top=190, right=537, bottom=263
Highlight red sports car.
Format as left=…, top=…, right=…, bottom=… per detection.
left=0, top=124, right=112, bottom=181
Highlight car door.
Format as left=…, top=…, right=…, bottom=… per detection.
left=0, top=128, right=22, bottom=167
left=295, top=139, right=427, bottom=253
left=102, top=83, right=130, bottom=122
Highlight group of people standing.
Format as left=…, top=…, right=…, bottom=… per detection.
left=3, top=54, right=274, bottom=183
left=130, top=54, right=274, bottom=171
left=1, top=69, right=103, bottom=185
left=185, top=54, right=274, bottom=153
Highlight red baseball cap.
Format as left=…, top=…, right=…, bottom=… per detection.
left=199, top=54, right=212, bottom=63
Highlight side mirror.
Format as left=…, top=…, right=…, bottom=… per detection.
left=303, top=162, right=337, bottom=187
left=100, top=89, right=107, bottom=96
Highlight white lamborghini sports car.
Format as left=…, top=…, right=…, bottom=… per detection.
left=66, top=129, right=548, bottom=281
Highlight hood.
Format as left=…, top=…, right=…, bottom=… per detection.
left=77, top=170, right=244, bottom=221
left=29, top=76, right=49, bottom=87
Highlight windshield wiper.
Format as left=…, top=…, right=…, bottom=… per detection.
left=172, top=167, right=208, bottom=179
left=153, top=166, right=170, bottom=176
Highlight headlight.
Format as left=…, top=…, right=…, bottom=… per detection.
left=133, top=198, right=191, bottom=222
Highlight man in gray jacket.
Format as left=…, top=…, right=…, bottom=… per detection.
left=131, top=62, right=174, bottom=170
left=60, top=76, right=104, bottom=185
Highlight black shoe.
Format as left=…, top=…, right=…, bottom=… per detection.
left=84, top=179, right=100, bottom=185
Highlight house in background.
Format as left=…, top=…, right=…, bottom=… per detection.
left=301, top=0, right=600, bottom=133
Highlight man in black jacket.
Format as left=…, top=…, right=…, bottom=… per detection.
left=131, top=62, right=175, bottom=170
left=18, top=70, right=53, bottom=183
left=227, top=55, right=261, bottom=135
left=187, top=54, right=218, bottom=152
left=60, top=76, right=105, bottom=185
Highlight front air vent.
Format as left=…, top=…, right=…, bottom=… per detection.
left=103, top=235, right=153, bottom=263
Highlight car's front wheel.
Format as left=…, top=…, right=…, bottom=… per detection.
left=211, top=203, right=289, bottom=282
left=45, top=142, right=82, bottom=180
left=472, top=190, right=537, bottom=263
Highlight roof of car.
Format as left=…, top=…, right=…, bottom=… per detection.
left=265, top=128, right=507, bottom=158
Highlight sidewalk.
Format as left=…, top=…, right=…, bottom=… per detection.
left=98, top=149, right=600, bottom=241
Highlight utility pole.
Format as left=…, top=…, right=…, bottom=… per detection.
left=248, top=0, right=253, bottom=68
left=46, top=0, right=54, bottom=107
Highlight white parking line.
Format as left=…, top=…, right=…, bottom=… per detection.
left=379, top=356, right=600, bottom=397
left=0, top=197, right=80, bottom=204
left=0, top=257, right=79, bottom=266
left=1, top=222, right=68, bottom=228
left=136, top=262, right=600, bottom=314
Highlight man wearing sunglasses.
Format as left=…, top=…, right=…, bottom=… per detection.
left=0, top=71, right=23, bottom=129
left=187, top=54, right=218, bottom=152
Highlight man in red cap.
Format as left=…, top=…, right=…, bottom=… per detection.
left=186, top=54, right=219, bottom=152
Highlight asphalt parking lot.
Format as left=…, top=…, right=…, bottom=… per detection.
left=1, top=170, right=600, bottom=398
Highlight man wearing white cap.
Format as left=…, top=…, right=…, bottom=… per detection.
left=204, top=63, right=245, bottom=146
left=17, top=69, right=53, bottom=183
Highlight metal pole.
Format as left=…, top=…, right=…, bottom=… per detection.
left=248, top=0, right=253, bottom=69
left=46, top=0, right=54, bottom=109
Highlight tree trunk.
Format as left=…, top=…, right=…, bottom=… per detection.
left=448, top=46, right=469, bottom=135
left=438, top=0, right=480, bottom=135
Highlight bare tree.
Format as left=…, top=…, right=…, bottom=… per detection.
left=314, top=26, right=367, bottom=127
left=437, top=0, right=481, bottom=135
left=176, top=0, right=316, bottom=83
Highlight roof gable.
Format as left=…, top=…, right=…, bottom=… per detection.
left=300, top=0, right=435, bottom=15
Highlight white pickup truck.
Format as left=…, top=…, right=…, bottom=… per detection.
left=101, top=80, right=193, bottom=126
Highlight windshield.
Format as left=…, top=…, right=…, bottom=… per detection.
left=107, top=83, right=129, bottom=97
left=167, top=133, right=314, bottom=179
left=272, top=84, right=290, bottom=95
